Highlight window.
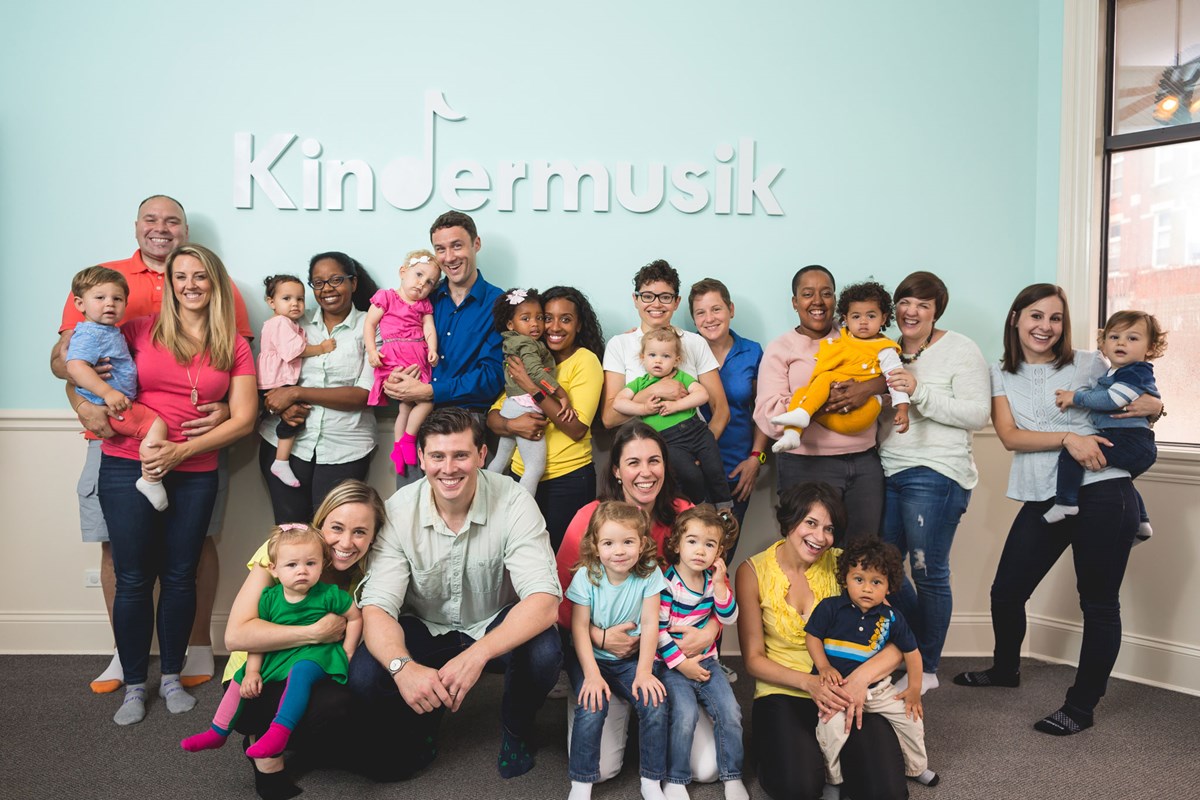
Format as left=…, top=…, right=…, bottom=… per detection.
left=1102, top=0, right=1200, bottom=446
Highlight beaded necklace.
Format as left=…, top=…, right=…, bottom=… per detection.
left=898, top=330, right=934, bottom=365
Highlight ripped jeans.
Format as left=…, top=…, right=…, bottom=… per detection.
left=881, top=466, right=971, bottom=673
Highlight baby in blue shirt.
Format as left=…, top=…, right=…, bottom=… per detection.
left=1047, top=309, right=1167, bottom=537
left=66, top=267, right=169, bottom=510
left=806, top=538, right=938, bottom=788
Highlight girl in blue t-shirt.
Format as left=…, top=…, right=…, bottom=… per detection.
left=566, top=501, right=668, bottom=800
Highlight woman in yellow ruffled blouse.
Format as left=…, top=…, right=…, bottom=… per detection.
left=736, top=482, right=907, bottom=800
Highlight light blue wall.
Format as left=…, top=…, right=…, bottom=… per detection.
left=5, top=1, right=1062, bottom=409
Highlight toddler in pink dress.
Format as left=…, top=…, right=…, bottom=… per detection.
left=364, top=251, right=441, bottom=471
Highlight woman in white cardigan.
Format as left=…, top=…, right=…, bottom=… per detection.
left=877, top=271, right=991, bottom=695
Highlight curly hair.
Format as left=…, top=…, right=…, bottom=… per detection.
left=836, top=538, right=904, bottom=594
left=1100, top=310, right=1168, bottom=360
left=836, top=280, right=894, bottom=330
left=633, top=259, right=680, bottom=293
left=492, top=288, right=542, bottom=333
left=574, top=501, right=659, bottom=585
left=663, top=506, right=740, bottom=566
left=541, top=285, right=605, bottom=359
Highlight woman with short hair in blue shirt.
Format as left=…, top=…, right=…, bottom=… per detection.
left=689, top=278, right=767, bottom=540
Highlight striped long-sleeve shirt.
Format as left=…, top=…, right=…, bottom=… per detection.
left=657, top=565, right=738, bottom=668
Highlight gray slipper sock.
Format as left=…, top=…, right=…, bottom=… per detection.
left=114, top=683, right=146, bottom=725
left=160, top=673, right=196, bottom=713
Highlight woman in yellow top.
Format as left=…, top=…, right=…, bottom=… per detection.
left=222, top=480, right=389, bottom=797
left=736, top=483, right=907, bottom=800
left=487, top=285, right=605, bottom=549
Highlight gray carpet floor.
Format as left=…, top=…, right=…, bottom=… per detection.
left=3, top=655, right=1197, bottom=799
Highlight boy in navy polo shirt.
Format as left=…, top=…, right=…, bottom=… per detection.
left=806, top=539, right=939, bottom=788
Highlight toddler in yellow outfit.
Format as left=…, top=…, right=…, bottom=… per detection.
left=772, top=281, right=910, bottom=452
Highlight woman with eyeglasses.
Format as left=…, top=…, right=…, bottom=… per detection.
left=600, top=259, right=730, bottom=506
left=257, top=252, right=381, bottom=523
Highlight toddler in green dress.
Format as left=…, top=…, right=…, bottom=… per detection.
left=181, top=523, right=362, bottom=758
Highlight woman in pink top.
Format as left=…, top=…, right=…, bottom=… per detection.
left=754, top=265, right=890, bottom=542
left=98, top=244, right=258, bottom=727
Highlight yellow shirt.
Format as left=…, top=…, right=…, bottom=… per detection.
left=489, top=347, right=602, bottom=481
left=749, top=540, right=842, bottom=700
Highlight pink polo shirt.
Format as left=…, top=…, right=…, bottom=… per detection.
left=101, top=315, right=255, bottom=472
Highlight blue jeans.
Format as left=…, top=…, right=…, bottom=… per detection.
left=989, top=479, right=1138, bottom=714
left=98, top=454, right=217, bottom=685
left=347, top=604, right=562, bottom=764
left=567, top=654, right=667, bottom=782
left=662, top=655, right=743, bottom=783
left=881, top=467, right=971, bottom=673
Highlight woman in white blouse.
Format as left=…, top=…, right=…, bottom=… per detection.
left=877, top=272, right=990, bottom=695
left=258, top=252, right=380, bottom=523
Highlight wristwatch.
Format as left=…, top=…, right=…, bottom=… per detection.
left=531, top=389, right=547, bottom=403
left=750, top=450, right=767, bottom=464
left=388, top=656, right=413, bottom=675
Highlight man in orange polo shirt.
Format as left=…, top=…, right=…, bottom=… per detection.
left=50, top=195, right=254, bottom=693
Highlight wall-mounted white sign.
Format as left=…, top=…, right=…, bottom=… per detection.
left=234, top=91, right=784, bottom=215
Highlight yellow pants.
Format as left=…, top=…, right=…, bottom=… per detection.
left=786, top=373, right=881, bottom=435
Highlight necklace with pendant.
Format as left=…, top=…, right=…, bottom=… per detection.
left=185, top=362, right=200, bottom=406
left=898, top=331, right=934, bottom=365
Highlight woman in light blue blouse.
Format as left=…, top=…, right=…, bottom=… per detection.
left=954, top=284, right=1160, bottom=737
left=689, top=278, right=767, bottom=540
left=258, top=252, right=381, bottom=523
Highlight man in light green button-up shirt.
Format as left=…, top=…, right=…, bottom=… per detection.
left=353, top=408, right=563, bottom=779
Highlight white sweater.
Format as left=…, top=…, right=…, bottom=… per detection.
left=878, top=331, right=991, bottom=490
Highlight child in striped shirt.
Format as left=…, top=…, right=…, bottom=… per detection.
left=657, top=506, right=747, bottom=800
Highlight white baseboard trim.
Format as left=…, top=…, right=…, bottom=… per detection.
left=0, top=612, right=232, bottom=656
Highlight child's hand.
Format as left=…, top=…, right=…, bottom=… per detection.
left=633, top=672, right=666, bottom=706
left=427, top=348, right=439, bottom=366
left=367, top=349, right=382, bottom=369
left=1055, top=388, right=1075, bottom=410
left=677, top=657, right=711, bottom=682
left=817, top=665, right=844, bottom=686
left=658, top=401, right=679, bottom=416
left=710, top=556, right=728, bottom=589
left=896, top=685, right=924, bottom=721
left=893, top=406, right=910, bottom=434
left=578, top=674, right=611, bottom=712
left=103, top=389, right=131, bottom=414
left=240, top=673, right=263, bottom=699
left=556, top=397, right=576, bottom=423
left=321, top=338, right=337, bottom=354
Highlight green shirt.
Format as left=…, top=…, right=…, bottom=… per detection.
left=626, top=370, right=698, bottom=432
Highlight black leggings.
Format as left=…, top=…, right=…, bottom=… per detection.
left=258, top=438, right=373, bottom=524
left=752, top=694, right=907, bottom=800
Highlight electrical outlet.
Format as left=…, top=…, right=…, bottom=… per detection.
left=84, top=569, right=101, bottom=588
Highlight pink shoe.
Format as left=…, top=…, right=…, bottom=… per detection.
left=390, top=440, right=406, bottom=474
left=399, top=433, right=419, bottom=466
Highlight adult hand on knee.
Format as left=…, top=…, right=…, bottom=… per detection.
left=396, top=662, right=453, bottom=714
left=438, top=647, right=488, bottom=711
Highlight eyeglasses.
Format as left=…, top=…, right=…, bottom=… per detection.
left=636, top=291, right=677, bottom=304
left=308, top=275, right=353, bottom=290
